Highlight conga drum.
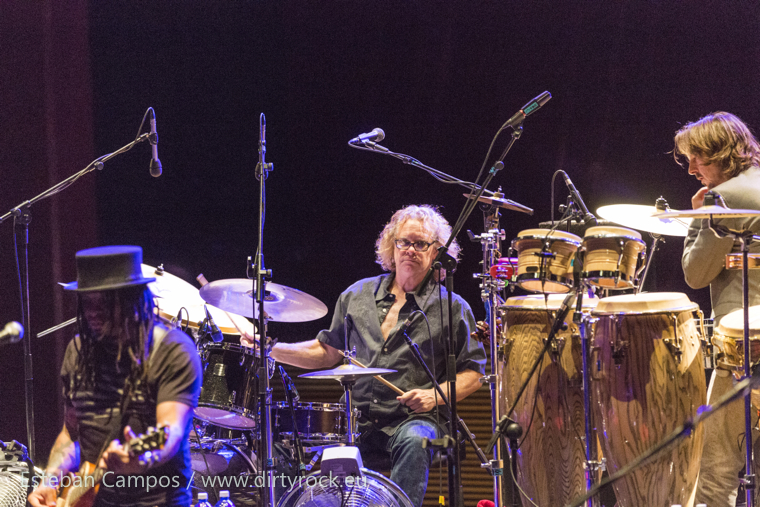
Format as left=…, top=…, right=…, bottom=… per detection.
left=499, top=293, right=598, bottom=506
left=511, top=229, right=582, bottom=293
left=591, top=293, right=706, bottom=507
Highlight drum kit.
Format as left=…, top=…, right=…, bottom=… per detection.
left=488, top=195, right=760, bottom=507
left=134, top=263, right=415, bottom=506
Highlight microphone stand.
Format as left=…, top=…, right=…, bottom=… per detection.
left=0, top=123, right=153, bottom=462
left=252, top=112, right=277, bottom=507
left=567, top=366, right=760, bottom=507
left=278, top=367, right=306, bottom=480
left=350, top=117, right=532, bottom=506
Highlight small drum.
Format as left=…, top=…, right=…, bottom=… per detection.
left=581, top=225, right=646, bottom=289
left=591, top=293, right=706, bottom=507
left=511, top=229, right=582, bottom=293
left=196, top=343, right=258, bottom=430
left=499, top=293, right=599, bottom=506
left=273, top=402, right=358, bottom=444
left=712, top=305, right=760, bottom=374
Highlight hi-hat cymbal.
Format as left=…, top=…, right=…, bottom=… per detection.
left=142, top=264, right=248, bottom=335
left=199, top=279, right=328, bottom=322
left=299, top=363, right=397, bottom=380
left=653, top=206, right=760, bottom=220
left=597, top=204, right=689, bottom=237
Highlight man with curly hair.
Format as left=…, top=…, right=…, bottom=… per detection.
left=29, top=246, right=201, bottom=507
left=675, top=112, right=760, bottom=506
left=270, top=204, right=486, bottom=507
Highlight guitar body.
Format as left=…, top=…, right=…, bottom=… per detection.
left=56, top=461, right=100, bottom=507
left=55, top=426, right=167, bottom=507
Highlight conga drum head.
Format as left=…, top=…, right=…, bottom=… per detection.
left=591, top=292, right=706, bottom=507
left=581, top=226, right=646, bottom=290
left=511, top=229, right=582, bottom=294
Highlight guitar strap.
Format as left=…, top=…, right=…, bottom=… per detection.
left=94, top=324, right=168, bottom=461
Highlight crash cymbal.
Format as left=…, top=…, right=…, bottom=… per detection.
left=653, top=206, right=760, bottom=219
left=142, top=265, right=248, bottom=335
left=463, top=193, right=533, bottom=215
left=199, top=279, right=328, bottom=322
left=597, top=204, right=689, bottom=237
left=299, top=363, right=397, bottom=380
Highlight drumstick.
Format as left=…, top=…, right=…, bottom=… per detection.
left=197, top=273, right=257, bottom=342
left=338, top=351, right=405, bottom=396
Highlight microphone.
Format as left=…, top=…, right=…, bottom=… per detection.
left=278, top=365, right=300, bottom=402
left=0, top=321, right=24, bottom=346
left=562, top=171, right=597, bottom=226
left=349, top=128, right=385, bottom=145
left=204, top=307, right=223, bottom=343
left=148, top=108, right=162, bottom=177
left=504, top=91, right=552, bottom=129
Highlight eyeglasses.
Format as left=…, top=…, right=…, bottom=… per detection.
left=394, top=238, right=436, bottom=252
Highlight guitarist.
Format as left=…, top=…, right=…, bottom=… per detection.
left=29, top=246, right=202, bottom=507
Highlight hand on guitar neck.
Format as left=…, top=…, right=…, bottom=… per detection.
left=99, top=425, right=167, bottom=475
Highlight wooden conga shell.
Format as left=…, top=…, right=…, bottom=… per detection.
left=591, top=293, right=706, bottom=507
left=500, top=294, right=598, bottom=506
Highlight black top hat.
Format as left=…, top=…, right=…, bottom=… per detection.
left=63, top=246, right=156, bottom=292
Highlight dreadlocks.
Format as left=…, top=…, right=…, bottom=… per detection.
left=72, top=286, right=156, bottom=406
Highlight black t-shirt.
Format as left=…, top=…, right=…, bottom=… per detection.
left=61, top=325, right=201, bottom=507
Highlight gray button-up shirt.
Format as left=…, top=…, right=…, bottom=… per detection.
left=316, top=274, right=486, bottom=435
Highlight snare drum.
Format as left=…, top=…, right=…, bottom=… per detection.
left=581, top=225, right=646, bottom=289
left=591, top=293, right=706, bottom=507
left=712, top=305, right=760, bottom=374
left=196, top=343, right=258, bottom=430
left=511, top=229, right=582, bottom=293
left=499, top=294, right=599, bottom=506
left=273, top=402, right=358, bottom=444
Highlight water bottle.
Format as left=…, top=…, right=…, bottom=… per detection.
left=214, top=490, right=235, bottom=507
left=194, top=492, right=213, bottom=507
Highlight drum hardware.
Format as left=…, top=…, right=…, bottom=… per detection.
left=277, top=366, right=306, bottom=479
left=581, top=226, right=647, bottom=290
left=569, top=364, right=760, bottom=507
left=726, top=253, right=760, bottom=270
left=512, top=229, right=582, bottom=293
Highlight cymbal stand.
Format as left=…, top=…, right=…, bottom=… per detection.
left=707, top=219, right=760, bottom=507
left=470, top=199, right=509, bottom=506
left=636, top=197, right=671, bottom=294
left=252, top=112, right=276, bottom=507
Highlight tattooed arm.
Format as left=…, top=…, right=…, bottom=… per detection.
left=28, top=406, right=80, bottom=507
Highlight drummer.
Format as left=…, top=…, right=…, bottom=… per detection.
left=263, top=204, right=486, bottom=507
left=675, top=111, right=760, bottom=506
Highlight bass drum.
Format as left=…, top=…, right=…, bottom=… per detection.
left=591, top=292, right=706, bottom=507
left=276, top=469, right=413, bottom=507
left=499, top=293, right=599, bottom=507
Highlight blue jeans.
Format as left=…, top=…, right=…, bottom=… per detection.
left=359, top=418, right=442, bottom=507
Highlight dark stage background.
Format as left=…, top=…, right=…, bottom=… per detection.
left=2, top=0, right=760, bottom=497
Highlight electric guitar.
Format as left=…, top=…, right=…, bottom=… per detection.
left=56, top=426, right=168, bottom=507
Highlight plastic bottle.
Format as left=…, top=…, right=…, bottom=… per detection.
left=214, top=490, right=235, bottom=507
left=194, top=492, right=213, bottom=507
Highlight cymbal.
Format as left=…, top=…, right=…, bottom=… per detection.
left=299, top=363, right=397, bottom=380
left=597, top=204, right=689, bottom=237
left=142, top=265, right=248, bottom=335
left=199, top=279, right=328, bottom=322
left=653, top=206, right=760, bottom=219
left=463, top=193, right=533, bottom=215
